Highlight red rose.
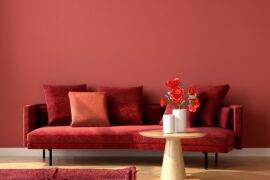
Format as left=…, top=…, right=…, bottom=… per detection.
left=188, top=98, right=200, bottom=112
left=160, top=98, right=167, bottom=107
left=188, top=87, right=196, bottom=95
left=169, top=88, right=184, bottom=103
left=166, top=78, right=180, bottom=90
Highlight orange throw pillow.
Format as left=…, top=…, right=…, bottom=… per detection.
left=68, top=92, right=110, bottom=127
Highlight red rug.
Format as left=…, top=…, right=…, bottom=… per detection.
left=0, top=166, right=136, bottom=180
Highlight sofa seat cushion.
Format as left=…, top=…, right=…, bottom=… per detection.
left=27, top=125, right=161, bottom=146
left=133, top=127, right=234, bottom=148
left=183, top=127, right=234, bottom=146
left=27, top=126, right=234, bottom=152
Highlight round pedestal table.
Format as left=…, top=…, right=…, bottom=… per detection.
left=140, top=130, right=206, bottom=180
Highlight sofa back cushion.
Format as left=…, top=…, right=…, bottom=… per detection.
left=197, top=85, right=230, bottom=127
left=69, top=92, right=110, bottom=127
left=33, top=104, right=232, bottom=128
left=143, top=105, right=164, bottom=125
left=98, top=86, right=143, bottom=125
left=43, top=84, right=87, bottom=126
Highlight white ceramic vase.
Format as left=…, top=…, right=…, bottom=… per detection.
left=162, top=114, right=175, bottom=134
left=173, top=109, right=187, bottom=133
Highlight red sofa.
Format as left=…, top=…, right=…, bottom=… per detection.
left=23, top=104, right=242, bottom=169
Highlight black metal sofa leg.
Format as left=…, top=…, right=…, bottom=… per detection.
left=215, top=153, right=218, bottom=166
left=42, top=149, right=45, bottom=159
left=204, top=152, right=208, bottom=170
left=49, top=149, right=52, bottom=166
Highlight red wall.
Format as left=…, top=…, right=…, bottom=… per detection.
left=1, top=0, right=270, bottom=147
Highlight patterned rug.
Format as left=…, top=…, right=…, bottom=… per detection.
left=0, top=166, right=136, bottom=180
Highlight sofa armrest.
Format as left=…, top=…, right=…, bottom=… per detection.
left=218, top=105, right=243, bottom=149
left=229, top=105, right=243, bottom=149
left=218, top=106, right=232, bottom=129
left=23, top=104, right=46, bottom=147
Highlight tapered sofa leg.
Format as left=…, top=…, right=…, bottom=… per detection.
left=215, top=153, right=218, bottom=166
left=42, top=149, right=45, bottom=159
left=48, top=149, right=52, bottom=166
left=204, top=152, right=208, bottom=170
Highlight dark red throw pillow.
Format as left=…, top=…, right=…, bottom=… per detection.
left=197, top=85, right=230, bottom=127
left=98, top=86, right=143, bottom=125
left=43, top=84, right=87, bottom=126
left=159, top=92, right=204, bottom=127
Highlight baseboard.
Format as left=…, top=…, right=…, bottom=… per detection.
left=0, top=148, right=270, bottom=157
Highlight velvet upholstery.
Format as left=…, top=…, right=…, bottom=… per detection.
left=133, top=127, right=234, bottom=146
left=134, top=127, right=235, bottom=153
left=43, top=84, right=87, bottom=126
left=23, top=104, right=48, bottom=146
left=219, top=106, right=232, bottom=128
left=143, top=105, right=164, bottom=125
left=98, top=86, right=143, bottom=125
left=69, top=92, right=110, bottom=127
left=230, top=105, right=243, bottom=149
left=23, top=103, right=243, bottom=153
left=197, top=85, right=230, bottom=127
left=27, top=126, right=234, bottom=153
left=27, top=125, right=160, bottom=148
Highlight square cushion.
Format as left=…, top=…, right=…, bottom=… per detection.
left=197, top=85, right=230, bottom=127
left=43, top=84, right=87, bottom=126
left=98, top=86, right=143, bottom=125
left=69, top=92, right=110, bottom=127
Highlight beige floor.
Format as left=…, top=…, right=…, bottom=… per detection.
left=0, top=155, right=270, bottom=180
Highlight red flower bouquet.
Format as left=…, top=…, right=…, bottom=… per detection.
left=161, top=77, right=200, bottom=112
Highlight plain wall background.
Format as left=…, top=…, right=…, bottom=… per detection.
left=1, top=0, right=270, bottom=147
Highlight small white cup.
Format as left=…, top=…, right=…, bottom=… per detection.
left=162, top=114, right=175, bottom=134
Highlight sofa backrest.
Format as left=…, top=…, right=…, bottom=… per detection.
left=143, top=105, right=164, bottom=124
left=35, top=104, right=49, bottom=128
left=34, top=104, right=232, bottom=128
left=34, top=104, right=164, bottom=127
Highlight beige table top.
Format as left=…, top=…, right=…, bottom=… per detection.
left=139, top=130, right=206, bottom=139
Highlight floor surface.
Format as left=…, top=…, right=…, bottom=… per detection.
left=0, top=155, right=270, bottom=180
